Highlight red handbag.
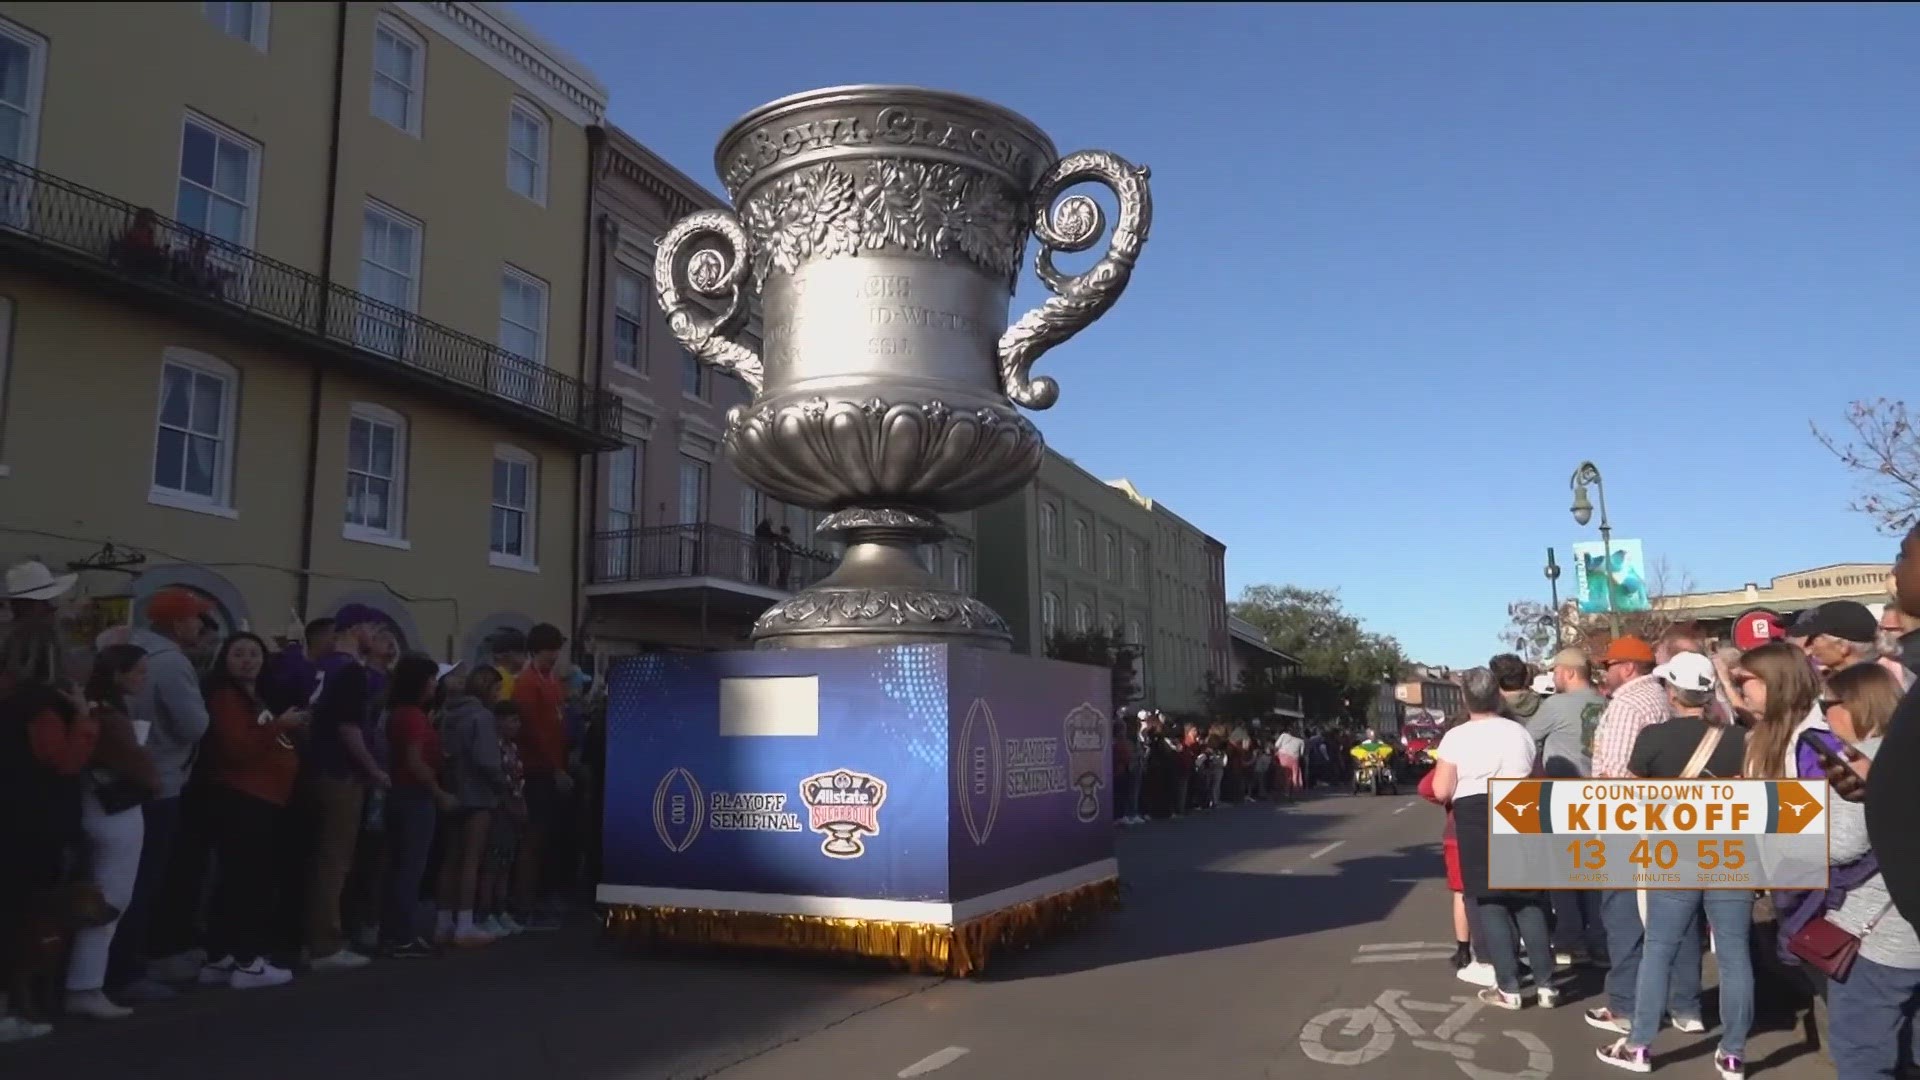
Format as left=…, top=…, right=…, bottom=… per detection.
left=1787, top=903, right=1891, bottom=982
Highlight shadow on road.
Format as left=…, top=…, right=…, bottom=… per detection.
left=983, top=799, right=1437, bottom=980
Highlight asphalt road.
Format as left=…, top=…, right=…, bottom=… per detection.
left=3, top=790, right=1835, bottom=1080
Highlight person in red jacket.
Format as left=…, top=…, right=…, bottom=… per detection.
left=197, top=632, right=303, bottom=990
left=511, top=624, right=569, bottom=927
left=1419, top=737, right=1486, bottom=982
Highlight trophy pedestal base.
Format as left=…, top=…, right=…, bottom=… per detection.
left=752, top=507, right=1012, bottom=651
left=596, top=644, right=1117, bottom=976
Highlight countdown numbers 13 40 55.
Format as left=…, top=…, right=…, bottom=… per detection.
left=1565, top=838, right=1748, bottom=871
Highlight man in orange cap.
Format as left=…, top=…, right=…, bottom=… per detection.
left=1581, top=633, right=1706, bottom=1038
left=109, top=587, right=217, bottom=1003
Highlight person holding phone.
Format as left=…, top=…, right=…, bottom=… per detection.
left=195, top=632, right=303, bottom=990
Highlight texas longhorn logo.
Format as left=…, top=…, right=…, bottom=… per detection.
left=797, top=769, right=888, bottom=859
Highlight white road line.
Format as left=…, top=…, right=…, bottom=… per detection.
left=1357, top=941, right=1455, bottom=952
left=1393, top=802, right=1413, bottom=814
left=1353, top=951, right=1457, bottom=964
left=1309, top=840, right=1345, bottom=860
left=899, top=1047, right=970, bottom=1077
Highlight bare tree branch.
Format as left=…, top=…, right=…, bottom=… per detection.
left=1812, top=398, right=1920, bottom=534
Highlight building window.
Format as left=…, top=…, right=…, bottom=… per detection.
left=489, top=445, right=537, bottom=569
left=677, top=456, right=708, bottom=524
left=358, top=201, right=420, bottom=356
left=497, top=266, right=547, bottom=404
left=1073, top=519, right=1091, bottom=567
left=601, top=443, right=639, bottom=578
left=370, top=15, right=424, bottom=135
left=951, top=552, right=969, bottom=593
left=0, top=18, right=47, bottom=178
left=681, top=350, right=704, bottom=397
left=1104, top=612, right=1121, bottom=639
left=1127, top=543, right=1143, bottom=588
left=0, top=297, right=10, bottom=443
left=1039, top=501, right=1059, bottom=556
left=1103, top=533, right=1117, bottom=578
left=1125, top=618, right=1142, bottom=645
left=204, top=2, right=268, bottom=49
left=343, top=404, right=406, bottom=544
left=506, top=99, right=548, bottom=204
left=1072, top=602, right=1092, bottom=636
left=1041, top=592, right=1060, bottom=642
left=151, top=348, right=238, bottom=514
left=612, top=270, right=646, bottom=373
left=176, top=114, right=259, bottom=252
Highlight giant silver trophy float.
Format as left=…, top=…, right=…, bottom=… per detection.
left=655, top=86, right=1153, bottom=651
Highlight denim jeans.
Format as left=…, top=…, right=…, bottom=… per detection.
left=1631, top=889, right=1752, bottom=1054
left=1828, top=955, right=1920, bottom=1079
left=1553, top=889, right=1608, bottom=959
left=1601, top=887, right=1703, bottom=1020
left=1118, top=766, right=1143, bottom=818
left=1476, top=894, right=1555, bottom=995
left=379, top=787, right=438, bottom=948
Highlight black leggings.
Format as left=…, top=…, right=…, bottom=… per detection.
left=204, top=786, right=283, bottom=966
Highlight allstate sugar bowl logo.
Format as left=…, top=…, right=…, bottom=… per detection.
left=1063, top=703, right=1107, bottom=824
left=651, top=767, right=704, bottom=854
left=798, top=769, right=888, bottom=859
left=955, top=698, right=1003, bottom=847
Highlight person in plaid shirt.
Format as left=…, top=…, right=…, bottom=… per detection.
left=1585, top=634, right=1707, bottom=1040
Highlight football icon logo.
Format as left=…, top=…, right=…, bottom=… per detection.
left=652, top=767, right=704, bottom=854
left=955, top=698, right=1001, bottom=846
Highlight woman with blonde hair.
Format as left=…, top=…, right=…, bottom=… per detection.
left=1731, top=642, right=1822, bottom=781
left=1825, top=663, right=1902, bottom=747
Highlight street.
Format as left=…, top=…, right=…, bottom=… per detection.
left=4, top=792, right=1832, bottom=1080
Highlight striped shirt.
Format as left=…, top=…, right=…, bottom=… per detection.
left=1590, top=674, right=1670, bottom=779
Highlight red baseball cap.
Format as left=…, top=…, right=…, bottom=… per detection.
left=147, top=587, right=212, bottom=624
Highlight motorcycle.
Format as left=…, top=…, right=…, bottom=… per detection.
left=1350, top=749, right=1399, bottom=796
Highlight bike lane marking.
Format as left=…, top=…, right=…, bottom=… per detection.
left=1353, top=942, right=1460, bottom=964
left=1309, top=840, right=1346, bottom=860
left=898, top=1047, right=969, bottom=1077
left=1298, top=989, right=1555, bottom=1079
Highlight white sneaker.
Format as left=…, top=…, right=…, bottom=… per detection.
left=1455, top=961, right=1496, bottom=987
left=150, top=948, right=207, bottom=985
left=453, top=927, right=497, bottom=948
left=494, top=913, right=525, bottom=935
left=1670, top=1015, right=1708, bottom=1034
left=65, top=989, right=132, bottom=1019
left=197, top=956, right=237, bottom=986
left=229, top=959, right=293, bottom=990
left=478, top=916, right=506, bottom=936
left=0, top=1015, right=53, bottom=1042
left=308, top=949, right=371, bottom=972
left=1537, top=987, right=1561, bottom=1009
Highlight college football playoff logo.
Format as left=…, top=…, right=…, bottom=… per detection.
left=651, top=767, right=704, bottom=854
left=955, top=698, right=1002, bottom=846
left=798, top=769, right=887, bottom=859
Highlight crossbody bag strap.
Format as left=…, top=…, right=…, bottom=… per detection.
left=1680, top=725, right=1725, bottom=780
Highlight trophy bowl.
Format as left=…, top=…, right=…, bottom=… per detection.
left=655, top=85, right=1152, bottom=650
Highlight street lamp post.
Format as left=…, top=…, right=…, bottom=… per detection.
left=1569, top=461, right=1621, bottom=637
left=1543, top=547, right=1563, bottom=652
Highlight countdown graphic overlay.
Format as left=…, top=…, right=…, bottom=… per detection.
left=1487, top=778, right=1831, bottom=890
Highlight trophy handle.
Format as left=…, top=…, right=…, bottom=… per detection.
left=654, top=210, right=764, bottom=393
left=996, top=151, right=1153, bottom=410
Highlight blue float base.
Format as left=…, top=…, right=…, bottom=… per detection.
left=595, top=644, right=1117, bottom=971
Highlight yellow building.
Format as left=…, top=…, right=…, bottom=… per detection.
left=0, top=2, right=615, bottom=659
left=1654, top=563, right=1893, bottom=640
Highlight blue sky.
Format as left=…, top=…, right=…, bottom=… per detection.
left=514, top=2, right=1918, bottom=666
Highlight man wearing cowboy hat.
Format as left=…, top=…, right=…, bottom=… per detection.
left=5, top=559, right=77, bottom=624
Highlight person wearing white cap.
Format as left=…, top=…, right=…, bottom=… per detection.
left=1595, top=651, right=1752, bottom=1079
left=5, top=559, right=77, bottom=615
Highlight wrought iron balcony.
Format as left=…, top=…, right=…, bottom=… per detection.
left=590, top=523, right=837, bottom=593
left=0, top=157, right=621, bottom=449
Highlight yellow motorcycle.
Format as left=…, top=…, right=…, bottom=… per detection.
left=1350, top=740, right=1398, bottom=796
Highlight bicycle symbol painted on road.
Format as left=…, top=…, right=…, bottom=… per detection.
left=1299, top=989, right=1554, bottom=1080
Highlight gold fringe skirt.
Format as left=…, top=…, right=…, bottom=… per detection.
left=602, top=876, right=1120, bottom=978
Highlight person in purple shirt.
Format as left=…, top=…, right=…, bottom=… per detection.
left=265, top=618, right=336, bottom=714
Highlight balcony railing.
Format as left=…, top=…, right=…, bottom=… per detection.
left=1273, top=691, right=1305, bottom=715
left=590, top=523, right=837, bottom=593
left=0, top=157, right=620, bottom=445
